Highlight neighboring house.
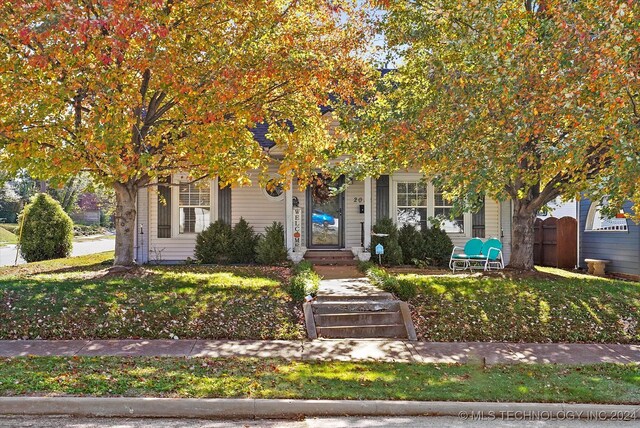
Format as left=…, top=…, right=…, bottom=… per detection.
left=70, top=193, right=102, bottom=225
left=133, top=113, right=514, bottom=264
left=537, top=197, right=576, bottom=219
left=578, top=198, right=639, bottom=278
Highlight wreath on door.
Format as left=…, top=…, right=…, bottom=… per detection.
left=309, top=173, right=333, bottom=203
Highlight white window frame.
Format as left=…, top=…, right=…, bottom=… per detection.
left=390, top=173, right=472, bottom=237
left=171, top=174, right=217, bottom=238
left=585, top=200, right=628, bottom=232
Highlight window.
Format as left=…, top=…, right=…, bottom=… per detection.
left=395, top=181, right=428, bottom=230
left=179, top=181, right=210, bottom=234
left=433, top=189, right=464, bottom=234
left=586, top=201, right=628, bottom=232
left=263, top=178, right=284, bottom=201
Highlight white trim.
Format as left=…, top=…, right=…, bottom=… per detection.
left=364, top=177, right=372, bottom=250
left=285, top=179, right=293, bottom=253
left=585, top=200, right=628, bottom=232
left=171, top=173, right=216, bottom=239
left=389, top=173, right=472, bottom=237
left=262, top=179, right=285, bottom=202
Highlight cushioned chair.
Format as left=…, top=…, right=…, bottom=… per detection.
left=468, top=238, right=504, bottom=271
left=449, top=238, right=483, bottom=272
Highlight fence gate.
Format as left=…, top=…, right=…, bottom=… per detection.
left=533, top=216, right=577, bottom=268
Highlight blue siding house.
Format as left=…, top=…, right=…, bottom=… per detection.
left=578, top=199, right=640, bottom=277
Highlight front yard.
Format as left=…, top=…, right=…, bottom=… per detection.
left=0, top=253, right=304, bottom=340
left=0, top=357, right=638, bottom=404
left=399, top=268, right=640, bottom=343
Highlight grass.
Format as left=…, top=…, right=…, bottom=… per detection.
left=0, top=223, right=19, bottom=234
left=0, top=226, right=17, bottom=244
left=399, top=267, right=640, bottom=343
left=0, top=357, right=637, bottom=404
left=0, top=252, right=304, bottom=340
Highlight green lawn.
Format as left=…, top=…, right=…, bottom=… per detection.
left=0, top=357, right=638, bottom=404
left=0, top=253, right=303, bottom=340
left=0, top=226, right=17, bottom=244
left=399, top=268, right=640, bottom=343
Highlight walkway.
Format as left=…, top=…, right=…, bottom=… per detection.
left=0, top=339, right=638, bottom=365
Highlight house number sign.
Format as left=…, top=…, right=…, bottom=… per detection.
left=293, top=207, right=303, bottom=248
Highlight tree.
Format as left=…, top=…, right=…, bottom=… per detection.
left=338, top=0, right=639, bottom=269
left=0, top=0, right=372, bottom=265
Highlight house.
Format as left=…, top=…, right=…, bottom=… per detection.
left=537, top=197, right=576, bottom=219
left=70, top=193, right=102, bottom=225
left=578, top=198, right=639, bottom=278
left=133, top=114, right=515, bottom=265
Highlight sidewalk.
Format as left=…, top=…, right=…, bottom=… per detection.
left=0, top=339, right=638, bottom=365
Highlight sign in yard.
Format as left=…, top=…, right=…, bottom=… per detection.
left=293, top=207, right=303, bottom=249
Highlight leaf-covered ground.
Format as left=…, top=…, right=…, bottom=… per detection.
left=0, top=357, right=638, bottom=404
left=0, top=252, right=304, bottom=340
left=401, top=268, right=640, bottom=343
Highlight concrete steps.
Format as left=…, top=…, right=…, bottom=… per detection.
left=306, top=295, right=416, bottom=340
left=304, top=250, right=357, bottom=266
left=316, top=324, right=408, bottom=339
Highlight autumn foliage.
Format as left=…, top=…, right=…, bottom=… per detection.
left=340, top=0, right=639, bottom=269
left=0, top=0, right=373, bottom=264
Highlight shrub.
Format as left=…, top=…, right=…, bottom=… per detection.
left=256, top=221, right=288, bottom=265
left=293, top=260, right=314, bottom=275
left=18, top=193, right=73, bottom=262
left=422, top=223, right=454, bottom=267
left=364, top=264, right=416, bottom=301
left=194, top=220, right=233, bottom=264
left=288, top=262, right=320, bottom=301
left=398, top=224, right=425, bottom=265
left=230, top=217, right=258, bottom=264
left=371, top=217, right=403, bottom=266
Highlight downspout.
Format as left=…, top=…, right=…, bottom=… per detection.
left=134, top=188, right=139, bottom=264
left=576, top=199, right=580, bottom=270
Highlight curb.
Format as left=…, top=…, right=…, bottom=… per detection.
left=1, top=397, right=639, bottom=420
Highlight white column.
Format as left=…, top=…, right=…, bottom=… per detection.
left=364, top=177, right=372, bottom=250
left=285, top=179, right=294, bottom=255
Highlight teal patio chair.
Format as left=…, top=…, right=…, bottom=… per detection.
left=449, top=237, right=484, bottom=272
left=468, top=238, right=504, bottom=271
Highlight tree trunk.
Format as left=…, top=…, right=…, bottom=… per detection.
left=508, top=201, right=537, bottom=270
left=113, top=181, right=138, bottom=266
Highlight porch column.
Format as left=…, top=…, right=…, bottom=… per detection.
left=364, top=177, right=373, bottom=250
left=285, top=179, right=294, bottom=254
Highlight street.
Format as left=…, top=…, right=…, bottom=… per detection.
left=0, top=416, right=638, bottom=427
left=0, top=237, right=115, bottom=267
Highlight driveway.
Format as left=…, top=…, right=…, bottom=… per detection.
left=0, top=237, right=115, bottom=267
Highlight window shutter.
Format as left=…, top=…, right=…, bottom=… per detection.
left=218, top=186, right=232, bottom=224
left=472, top=196, right=486, bottom=238
left=376, top=175, right=389, bottom=219
left=157, top=177, right=172, bottom=238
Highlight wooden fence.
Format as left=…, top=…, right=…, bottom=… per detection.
left=533, top=216, right=577, bottom=268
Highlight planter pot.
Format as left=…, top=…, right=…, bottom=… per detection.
left=357, top=252, right=371, bottom=262
left=289, top=249, right=306, bottom=263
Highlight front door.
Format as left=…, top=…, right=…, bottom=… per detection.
left=307, top=179, right=345, bottom=249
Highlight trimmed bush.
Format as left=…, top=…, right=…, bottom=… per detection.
left=371, top=217, right=403, bottom=266
left=422, top=223, right=454, bottom=267
left=256, top=221, right=288, bottom=265
left=230, top=217, right=258, bottom=264
left=398, top=224, right=424, bottom=265
left=18, top=193, right=73, bottom=262
left=194, top=220, right=233, bottom=264
left=365, top=264, right=416, bottom=301
left=288, top=262, right=320, bottom=301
